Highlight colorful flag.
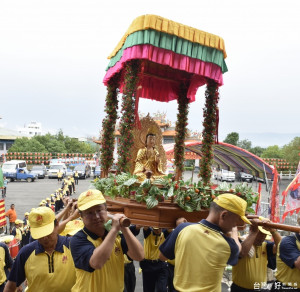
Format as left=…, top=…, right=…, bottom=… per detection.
left=270, top=168, right=280, bottom=223
left=0, top=199, right=6, bottom=228
left=255, top=183, right=262, bottom=216
left=282, top=161, right=300, bottom=221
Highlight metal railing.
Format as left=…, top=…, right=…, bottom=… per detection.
left=260, top=202, right=298, bottom=228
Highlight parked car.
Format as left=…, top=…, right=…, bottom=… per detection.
left=216, top=169, right=235, bottom=182
left=66, top=168, right=74, bottom=177
left=74, top=164, right=91, bottom=179
left=239, top=172, right=253, bottom=183
left=236, top=171, right=254, bottom=182
left=30, top=165, right=47, bottom=179
left=48, top=163, right=67, bottom=178
left=93, top=166, right=101, bottom=178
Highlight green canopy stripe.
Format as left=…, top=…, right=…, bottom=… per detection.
left=106, top=29, right=228, bottom=73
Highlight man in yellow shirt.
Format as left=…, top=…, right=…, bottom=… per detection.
left=11, top=219, right=23, bottom=247
left=159, top=193, right=248, bottom=292
left=70, top=189, right=144, bottom=292
left=4, top=207, right=76, bottom=292
left=0, top=242, right=13, bottom=292
left=231, top=218, right=281, bottom=291
left=57, top=169, right=63, bottom=183
left=140, top=226, right=170, bottom=292
left=273, top=231, right=300, bottom=290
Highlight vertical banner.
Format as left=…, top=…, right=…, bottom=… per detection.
left=282, top=161, right=300, bottom=220
left=0, top=199, right=6, bottom=228
left=270, top=168, right=280, bottom=223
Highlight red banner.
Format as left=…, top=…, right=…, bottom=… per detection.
left=255, top=183, right=262, bottom=216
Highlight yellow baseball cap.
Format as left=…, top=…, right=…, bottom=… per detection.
left=78, top=189, right=106, bottom=211
left=60, top=219, right=84, bottom=236
left=213, top=193, right=251, bottom=224
left=24, top=212, right=29, bottom=216
left=46, top=198, right=51, bottom=201
left=15, top=219, right=23, bottom=225
left=257, top=217, right=272, bottom=236
left=29, top=207, right=56, bottom=239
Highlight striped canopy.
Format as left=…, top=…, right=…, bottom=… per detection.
left=163, top=141, right=274, bottom=179
left=103, top=14, right=227, bottom=103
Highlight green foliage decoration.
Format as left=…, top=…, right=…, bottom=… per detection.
left=93, top=173, right=258, bottom=213
left=100, top=73, right=121, bottom=172
left=199, top=80, right=219, bottom=185
left=174, top=83, right=190, bottom=175
left=116, top=60, right=141, bottom=173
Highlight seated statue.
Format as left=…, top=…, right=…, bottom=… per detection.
left=133, top=132, right=166, bottom=182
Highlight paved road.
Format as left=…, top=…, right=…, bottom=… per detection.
left=2, top=173, right=293, bottom=292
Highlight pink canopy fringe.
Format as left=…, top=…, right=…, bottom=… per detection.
left=103, top=44, right=223, bottom=102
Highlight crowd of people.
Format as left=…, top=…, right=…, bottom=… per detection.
left=1, top=187, right=300, bottom=291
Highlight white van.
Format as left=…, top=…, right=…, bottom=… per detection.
left=48, top=163, right=67, bottom=178
left=2, top=160, right=27, bottom=174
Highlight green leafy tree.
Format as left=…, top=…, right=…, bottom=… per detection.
left=223, top=132, right=239, bottom=146
left=8, top=138, right=47, bottom=153
left=64, top=137, right=94, bottom=153
left=282, top=137, right=300, bottom=165
left=249, top=146, right=265, bottom=157
left=261, top=145, right=283, bottom=159
left=56, top=129, right=65, bottom=143
left=34, top=134, right=66, bottom=153
left=237, top=139, right=252, bottom=151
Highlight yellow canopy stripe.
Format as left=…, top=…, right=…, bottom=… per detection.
left=108, top=14, right=227, bottom=60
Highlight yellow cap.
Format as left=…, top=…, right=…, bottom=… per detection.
left=78, top=189, right=106, bottom=211
left=29, top=207, right=55, bottom=239
left=257, top=216, right=272, bottom=236
left=50, top=194, right=55, bottom=197
left=60, top=219, right=84, bottom=236
left=25, top=212, right=29, bottom=216
left=46, top=198, right=51, bottom=201
left=42, top=200, right=47, bottom=203
left=0, top=235, right=14, bottom=244
left=15, top=219, right=23, bottom=225
left=213, top=193, right=251, bottom=224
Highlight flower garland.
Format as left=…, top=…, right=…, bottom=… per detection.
left=174, top=83, right=190, bottom=178
left=199, top=80, right=219, bottom=185
left=116, top=60, right=141, bottom=173
left=100, top=73, right=120, bottom=176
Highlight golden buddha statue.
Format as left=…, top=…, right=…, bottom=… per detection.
left=133, top=132, right=166, bottom=182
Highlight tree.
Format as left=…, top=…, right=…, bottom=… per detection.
left=282, top=137, right=300, bottom=165
left=34, top=134, right=66, bottom=153
left=261, top=145, right=283, bottom=159
left=56, top=129, right=65, bottom=143
left=249, top=146, right=265, bottom=157
left=237, top=139, right=252, bottom=151
left=223, top=132, right=239, bottom=146
left=8, top=138, right=47, bottom=153
left=64, top=137, right=94, bottom=153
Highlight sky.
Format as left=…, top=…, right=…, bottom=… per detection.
left=0, top=0, right=299, bottom=147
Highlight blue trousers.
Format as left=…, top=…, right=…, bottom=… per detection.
left=140, top=260, right=168, bottom=292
